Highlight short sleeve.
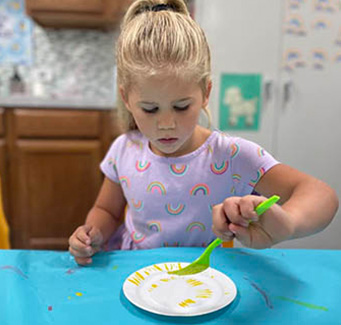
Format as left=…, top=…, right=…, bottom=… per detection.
left=100, top=134, right=126, bottom=183
left=229, top=137, right=280, bottom=195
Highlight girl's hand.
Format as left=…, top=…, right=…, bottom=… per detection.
left=68, top=225, right=104, bottom=265
left=212, top=195, right=293, bottom=249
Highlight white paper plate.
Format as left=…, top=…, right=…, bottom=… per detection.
left=123, top=262, right=237, bottom=317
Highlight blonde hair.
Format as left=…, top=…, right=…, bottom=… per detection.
left=116, top=0, right=212, bottom=130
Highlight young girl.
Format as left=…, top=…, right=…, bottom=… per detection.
left=69, top=0, right=338, bottom=265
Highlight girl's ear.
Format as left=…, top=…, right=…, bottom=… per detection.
left=119, top=86, right=131, bottom=112
left=203, top=80, right=212, bottom=107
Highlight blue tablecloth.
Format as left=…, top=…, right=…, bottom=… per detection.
left=0, top=248, right=340, bottom=324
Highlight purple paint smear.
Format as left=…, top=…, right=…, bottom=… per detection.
left=244, top=276, right=273, bottom=309
left=1, top=265, right=28, bottom=279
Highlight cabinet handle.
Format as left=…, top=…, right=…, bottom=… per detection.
left=283, top=80, right=293, bottom=104
left=263, top=80, right=273, bottom=103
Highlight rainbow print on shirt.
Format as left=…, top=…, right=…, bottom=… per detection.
left=165, top=203, right=185, bottom=215
left=131, top=199, right=144, bottom=211
left=169, top=164, right=188, bottom=177
left=119, top=176, right=130, bottom=188
left=135, top=160, right=151, bottom=172
left=147, top=221, right=162, bottom=232
left=147, top=181, right=166, bottom=195
left=210, top=160, right=229, bottom=175
left=190, top=183, right=210, bottom=196
left=230, top=142, right=240, bottom=159
left=232, top=174, right=241, bottom=182
left=131, top=231, right=146, bottom=244
left=249, top=167, right=266, bottom=187
left=186, top=222, right=206, bottom=232
left=257, top=147, right=265, bottom=157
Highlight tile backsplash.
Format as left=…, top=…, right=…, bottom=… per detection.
left=0, top=23, right=117, bottom=101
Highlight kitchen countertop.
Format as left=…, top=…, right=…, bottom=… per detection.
left=0, top=95, right=116, bottom=110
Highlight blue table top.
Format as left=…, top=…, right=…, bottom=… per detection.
left=0, top=248, right=341, bottom=324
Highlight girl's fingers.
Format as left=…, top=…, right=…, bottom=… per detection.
left=69, top=246, right=93, bottom=258
left=229, top=223, right=252, bottom=247
left=76, top=225, right=92, bottom=245
left=88, top=227, right=103, bottom=247
left=212, top=203, right=230, bottom=233
left=75, top=256, right=92, bottom=265
left=222, top=198, right=249, bottom=227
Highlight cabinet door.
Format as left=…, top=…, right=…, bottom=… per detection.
left=26, top=0, right=105, bottom=13
left=0, top=109, right=8, bottom=217
left=11, top=139, right=102, bottom=250
left=195, top=0, right=283, bottom=151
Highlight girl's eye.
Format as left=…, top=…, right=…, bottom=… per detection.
left=174, top=105, right=190, bottom=111
left=142, top=107, right=158, bottom=113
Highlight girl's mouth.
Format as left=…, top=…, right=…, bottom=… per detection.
left=158, top=138, right=178, bottom=145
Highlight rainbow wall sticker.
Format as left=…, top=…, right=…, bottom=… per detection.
left=119, top=176, right=131, bottom=188
left=135, top=160, right=151, bottom=172
left=190, top=183, right=210, bottom=196
left=313, top=0, right=337, bottom=12
left=311, top=18, right=331, bottom=30
left=248, top=167, right=266, bottom=187
left=210, top=161, right=229, bottom=175
left=147, top=181, right=166, bottom=195
left=165, top=203, right=185, bottom=215
left=147, top=221, right=162, bottom=232
left=131, top=199, right=144, bottom=211
left=312, top=48, right=328, bottom=69
left=288, top=0, right=306, bottom=9
left=169, top=164, right=188, bottom=177
left=284, top=15, right=307, bottom=36
left=334, top=52, right=341, bottom=63
left=131, top=231, right=146, bottom=244
left=186, top=222, right=206, bottom=232
left=283, top=48, right=305, bottom=71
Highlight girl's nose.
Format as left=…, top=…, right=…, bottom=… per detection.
left=157, top=112, right=176, bottom=130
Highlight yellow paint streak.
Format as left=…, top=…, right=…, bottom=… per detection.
left=144, top=271, right=150, bottom=276
left=164, top=264, right=170, bottom=271
left=178, top=262, right=182, bottom=270
left=136, top=272, right=145, bottom=280
left=187, top=279, right=203, bottom=287
left=196, top=289, right=213, bottom=299
left=160, top=278, right=170, bottom=282
left=75, top=292, right=83, bottom=297
left=151, top=284, right=158, bottom=288
left=179, top=299, right=196, bottom=308
left=153, top=264, right=162, bottom=271
left=128, top=277, right=141, bottom=286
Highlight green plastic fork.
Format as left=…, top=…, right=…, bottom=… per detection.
left=168, top=195, right=280, bottom=276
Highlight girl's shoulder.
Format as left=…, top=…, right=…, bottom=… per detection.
left=109, top=130, right=145, bottom=150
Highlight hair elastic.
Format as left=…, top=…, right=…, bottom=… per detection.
left=151, top=3, right=175, bottom=12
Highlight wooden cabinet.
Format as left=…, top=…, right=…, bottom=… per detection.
left=0, top=108, right=9, bottom=217
left=2, top=108, right=121, bottom=250
left=25, top=0, right=133, bottom=29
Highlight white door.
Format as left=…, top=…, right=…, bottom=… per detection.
left=274, top=4, right=341, bottom=248
left=195, top=0, right=284, bottom=152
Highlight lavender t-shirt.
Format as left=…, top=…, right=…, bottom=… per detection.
left=100, top=130, right=279, bottom=250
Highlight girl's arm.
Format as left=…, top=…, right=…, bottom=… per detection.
left=85, top=177, right=127, bottom=244
left=254, top=163, right=339, bottom=240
